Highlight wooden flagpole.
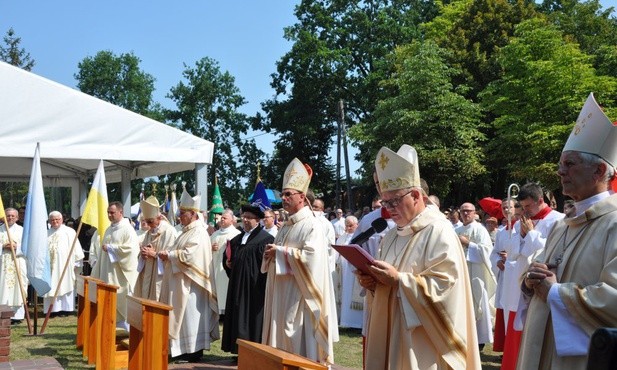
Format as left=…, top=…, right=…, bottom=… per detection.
left=1, top=217, right=32, bottom=334
left=40, top=221, right=83, bottom=334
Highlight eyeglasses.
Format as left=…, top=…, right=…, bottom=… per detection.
left=264, top=215, right=274, bottom=218
left=381, top=189, right=414, bottom=209
left=281, top=191, right=301, bottom=198
left=460, top=209, right=475, bottom=213
left=145, top=219, right=157, bottom=224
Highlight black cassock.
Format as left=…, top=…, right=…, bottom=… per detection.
left=221, top=225, right=275, bottom=353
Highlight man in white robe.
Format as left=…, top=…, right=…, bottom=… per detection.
left=500, top=183, right=563, bottom=369
left=262, top=158, right=339, bottom=366
left=455, top=202, right=497, bottom=348
left=133, top=196, right=177, bottom=301
left=209, top=208, right=240, bottom=315
left=0, top=208, right=27, bottom=322
left=90, top=201, right=139, bottom=330
left=159, top=189, right=219, bottom=361
left=334, top=215, right=363, bottom=329
left=518, top=93, right=617, bottom=369
left=43, top=211, right=84, bottom=314
left=358, top=145, right=480, bottom=370
left=488, top=198, right=518, bottom=355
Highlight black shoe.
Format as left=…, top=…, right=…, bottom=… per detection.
left=186, top=350, right=202, bottom=362
left=10, top=319, right=22, bottom=325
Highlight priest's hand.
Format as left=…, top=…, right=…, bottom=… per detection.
left=368, top=260, right=399, bottom=287
left=141, top=244, right=156, bottom=259
left=264, top=244, right=277, bottom=259
left=520, top=215, right=534, bottom=238
left=523, top=262, right=554, bottom=292
left=158, top=250, right=169, bottom=261
left=458, top=235, right=469, bottom=248
left=2, top=242, right=16, bottom=251
left=212, top=243, right=219, bottom=252
left=355, top=270, right=376, bottom=292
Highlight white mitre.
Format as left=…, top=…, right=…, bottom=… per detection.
left=563, top=93, right=617, bottom=167
left=140, top=195, right=160, bottom=219
left=375, top=144, right=421, bottom=191
left=282, top=158, right=312, bottom=193
left=179, top=189, right=201, bottom=212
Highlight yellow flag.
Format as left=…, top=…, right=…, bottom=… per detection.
left=81, top=160, right=110, bottom=243
left=0, top=193, right=5, bottom=220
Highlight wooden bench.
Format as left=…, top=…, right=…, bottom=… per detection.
left=76, top=275, right=101, bottom=356
left=126, top=295, right=172, bottom=370
left=237, top=339, right=327, bottom=370
left=86, top=279, right=128, bottom=369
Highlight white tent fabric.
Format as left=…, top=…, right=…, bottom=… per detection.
left=0, top=61, right=214, bottom=216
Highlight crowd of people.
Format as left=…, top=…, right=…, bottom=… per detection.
left=1, top=92, right=616, bottom=369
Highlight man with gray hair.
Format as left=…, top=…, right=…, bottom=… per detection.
left=0, top=208, right=27, bottom=323
left=134, top=196, right=177, bottom=301
left=456, top=202, right=497, bottom=351
left=518, top=93, right=617, bottom=369
left=43, top=211, right=84, bottom=315
left=358, top=145, right=480, bottom=369
left=209, top=208, right=240, bottom=315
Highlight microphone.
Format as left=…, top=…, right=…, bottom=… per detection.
left=351, top=217, right=388, bottom=246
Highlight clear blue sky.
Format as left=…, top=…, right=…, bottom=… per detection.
left=2, top=0, right=616, bottom=179
left=1, top=0, right=363, bottom=177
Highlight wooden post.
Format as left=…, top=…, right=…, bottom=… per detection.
left=126, top=296, right=172, bottom=370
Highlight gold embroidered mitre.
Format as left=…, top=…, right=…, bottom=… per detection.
left=140, top=195, right=160, bottom=219
left=179, top=189, right=201, bottom=212
left=563, top=93, right=617, bottom=167
left=375, top=144, right=420, bottom=192
left=282, top=158, right=313, bottom=193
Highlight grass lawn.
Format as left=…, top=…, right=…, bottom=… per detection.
left=9, top=313, right=499, bottom=369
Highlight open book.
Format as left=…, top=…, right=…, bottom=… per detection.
left=332, top=244, right=377, bottom=277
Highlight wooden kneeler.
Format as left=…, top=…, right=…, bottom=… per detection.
left=236, top=339, right=327, bottom=370
left=86, top=279, right=129, bottom=369
left=76, top=275, right=101, bottom=356
left=126, top=296, right=172, bottom=370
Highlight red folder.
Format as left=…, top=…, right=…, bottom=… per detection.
left=225, top=240, right=232, bottom=261
left=332, top=244, right=377, bottom=277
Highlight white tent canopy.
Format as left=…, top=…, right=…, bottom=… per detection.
left=0, top=61, right=214, bottom=216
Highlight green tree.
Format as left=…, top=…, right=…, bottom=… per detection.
left=0, top=28, right=35, bottom=70
left=75, top=50, right=156, bottom=116
left=261, top=0, right=437, bottom=193
left=480, top=18, right=617, bottom=190
left=423, top=0, right=538, bottom=99
left=538, top=0, right=617, bottom=57
left=351, top=40, right=486, bottom=199
left=166, top=57, right=265, bottom=209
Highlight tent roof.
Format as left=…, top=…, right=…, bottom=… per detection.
left=0, top=61, right=214, bottom=183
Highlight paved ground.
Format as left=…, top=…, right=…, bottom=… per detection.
left=0, top=356, right=354, bottom=370
left=168, top=358, right=354, bottom=370
left=0, top=357, right=63, bottom=370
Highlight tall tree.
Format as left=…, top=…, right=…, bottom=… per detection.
left=538, top=0, right=617, bottom=57
left=351, top=40, right=486, bottom=200
left=261, top=0, right=437, bottom=192
left=0, top=27, right=35, bottom=70
left=166, top=57, right=264, bottom=209
left=423, top=0, right=537, bottom=99
left=75, top=50, right=155, bottom=116
left=480, top=18, right=617, bottom=190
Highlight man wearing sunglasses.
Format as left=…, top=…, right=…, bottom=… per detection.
left=358, top=145, right=480, bottom=370
left=261, top=158, right=339, bottom=366
left=133, top=195, right=177, bottom=301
